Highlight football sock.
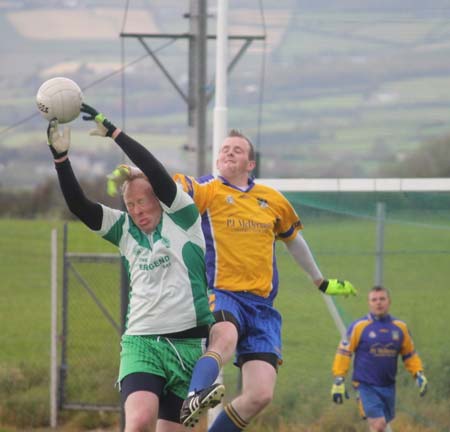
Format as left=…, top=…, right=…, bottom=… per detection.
left=187, top=351, right=222, bottom=395
left=208, top=403, right=248, bottom=431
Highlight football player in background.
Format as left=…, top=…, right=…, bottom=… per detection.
left=331, top=285, right=428, bottom=432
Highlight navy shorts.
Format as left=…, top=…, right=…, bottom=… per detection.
left=358, top=382, right=396, bottom=423
left=209, top=289, right=282, bottom=369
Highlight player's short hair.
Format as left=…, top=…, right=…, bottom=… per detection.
left=121, top=171, right=148, bottom=196
left=369, top=285, right=390, bottom=298
left=228, top=129, right=255, bottom=161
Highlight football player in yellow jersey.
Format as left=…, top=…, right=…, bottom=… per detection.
left=175, top=130, right=356, bottom=430
left=107, top=130, right=357, bottom=431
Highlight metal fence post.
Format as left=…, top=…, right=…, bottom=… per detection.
left=375, top=202, right=386, bottom=287
left=375, top=202, right=392, bottom=432
left=120, top=265, right=129, bottom=431
left=50, top=228, right=58, bottom=428
left=59, top=223, right=69, bottom=410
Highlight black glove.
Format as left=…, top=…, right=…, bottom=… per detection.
left=80, top=103, right=117, bottom=137
left=47, top=118, right=70, bottom=160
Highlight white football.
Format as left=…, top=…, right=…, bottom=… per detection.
left=36, top=77, right=83, bottom=124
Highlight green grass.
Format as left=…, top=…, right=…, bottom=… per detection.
left=0, top=186, right=450, bottom=431
left=1, top=204, right=450, bottom=430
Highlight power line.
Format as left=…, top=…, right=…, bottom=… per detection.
left=0, top=39, right=177, bottom=138
left=0, top=112, right=41, bottom=137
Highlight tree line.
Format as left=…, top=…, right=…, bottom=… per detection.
left=0, top=176, right=120, bottom=219
left=1, top=133, right=448, bottom=218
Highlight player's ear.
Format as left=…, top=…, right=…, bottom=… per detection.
left=248, top=159, right=256, bottom=171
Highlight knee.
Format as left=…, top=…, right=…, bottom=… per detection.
left=245, top=387, right=274, bottom=414
left=208, top=322, right=238, bottom=361
left=125, top=410, right=152, bottom=432
left=255, top=389, right=274, bottom=412
left=368, top=418, right=388, bottom=432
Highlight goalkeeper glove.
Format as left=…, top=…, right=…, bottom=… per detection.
left=47, top=119, right=70, bottom=160
left=106, top=164, right=131, bottom=197
left=416, top=371, right=428, bottom=397
left=80, top=103, right=117, bottom=137
left=331, top=377, right=349, bottom=404
left=319, top=279, right=357, bottom=296
left=106, top=164, right=143, bottom=197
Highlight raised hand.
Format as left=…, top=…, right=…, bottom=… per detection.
left=47, top=118, right=70, bottom=160
left=80, top=103, right=117, bottom=137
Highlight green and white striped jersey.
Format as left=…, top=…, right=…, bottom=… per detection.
left=95, top=184, right=214, bottom=335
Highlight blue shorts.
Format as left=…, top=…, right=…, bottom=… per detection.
left=209, top=289, right=282, bottom=366
left=357, top=382, right=396, bottom=423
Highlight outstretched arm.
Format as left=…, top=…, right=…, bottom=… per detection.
left=285, top=233, right=323, bottom=285
left=114, top=132, right=177, bottom=207
left=80, top=103, right=177, bottom=207
left=285, top=233, right=357, bottom=296
left=47, top=120, right=102, bottom=230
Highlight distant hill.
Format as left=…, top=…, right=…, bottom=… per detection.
left=1, top=0, right=450, bottom=189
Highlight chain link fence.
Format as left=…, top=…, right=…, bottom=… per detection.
left=59, top=224, right=123, bottom=412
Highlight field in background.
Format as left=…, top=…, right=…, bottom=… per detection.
left=1, top=190, right=450, bottom=431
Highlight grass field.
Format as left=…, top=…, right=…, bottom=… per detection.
left=1, top=201, right=450, bottom=431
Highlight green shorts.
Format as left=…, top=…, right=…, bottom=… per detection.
left=118, top=334, right=206, bottom=399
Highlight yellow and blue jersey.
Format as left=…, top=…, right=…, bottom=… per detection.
left=173, top=174, right=302, bottom=302
left=332, top=313, right=423, bottom=386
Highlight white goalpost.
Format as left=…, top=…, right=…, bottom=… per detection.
left=209, top=0, right=229, bottom=425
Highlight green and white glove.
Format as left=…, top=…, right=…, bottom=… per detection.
left=80, top=103, right=117, bottom=137
left=331, top=377, right=349, bottom=404
left=416, top=371, right=428, bottom=397
left=47, top=118, right=70, bottom=160
left=320, top=279, right=357, bottom=296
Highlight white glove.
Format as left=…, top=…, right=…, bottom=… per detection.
left=80, top=103, right=117, bottom=137
left=47, top=119, right=70, bottom=159
left=416, top=371, right=428, bottom=397
left=89, top=120, right=109, bottom=137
